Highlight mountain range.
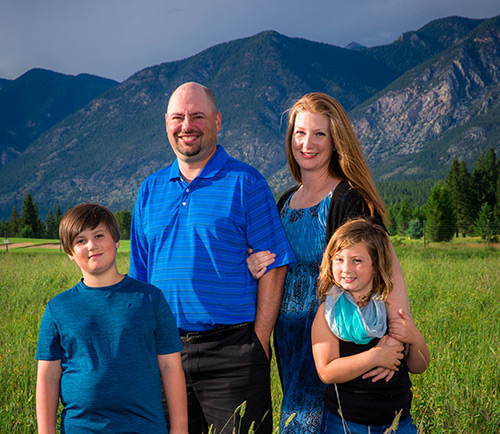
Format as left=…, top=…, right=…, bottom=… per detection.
left=0, top=69, right=118, bottom=166
left=0, top=15, right=499, bottom=220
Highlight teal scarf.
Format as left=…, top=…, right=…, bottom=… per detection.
left=324, top=286, right=387, bottom=344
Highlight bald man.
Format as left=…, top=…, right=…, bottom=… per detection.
left=130, top=82, right=295, bottom=433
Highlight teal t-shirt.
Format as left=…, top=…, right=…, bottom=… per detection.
left=36, top=275, right=183, bottom=434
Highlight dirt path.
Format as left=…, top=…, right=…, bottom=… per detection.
left=0, top=242, right=61, bottom=250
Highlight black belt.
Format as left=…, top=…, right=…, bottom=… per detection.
left=181, top=322, right=252, bottom=344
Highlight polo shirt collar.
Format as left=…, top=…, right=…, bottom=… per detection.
left=168, top=145, right=228, bottom=182
left=198, top=145, right=228, bottom=179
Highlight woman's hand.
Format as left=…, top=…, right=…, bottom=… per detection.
left=389, top=309, right=419, bottom=345
left=246, top=248, right=276, bottom=280
left=390, top=309, right=431, bottom=374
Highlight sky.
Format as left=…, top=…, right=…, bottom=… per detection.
left=1, top=0, right=500, bottom=83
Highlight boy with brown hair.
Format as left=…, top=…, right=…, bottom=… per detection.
left=36, top=203, right=187, bottom=434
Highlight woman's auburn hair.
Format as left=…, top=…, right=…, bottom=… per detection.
left=285, top=92, right=387, bottom=222
left=317, top=218, right=394, bottom=302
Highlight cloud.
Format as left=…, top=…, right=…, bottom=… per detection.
left=0, top=0, right=499, bottom=81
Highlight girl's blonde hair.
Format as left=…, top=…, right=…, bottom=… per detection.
left=286, top=92, right=387, bottom=223
left=317, top=218, right=393, bottom=302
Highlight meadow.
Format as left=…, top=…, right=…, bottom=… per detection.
left=0, top=240, right=499, bottom=433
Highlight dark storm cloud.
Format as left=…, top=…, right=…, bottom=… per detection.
left=1, top=0, right=499, bottom=82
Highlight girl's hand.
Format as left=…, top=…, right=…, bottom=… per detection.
left=362, top=334, right=404, bottom=382
left=389, top=309, right=419, bottom=345
left=246, top=248, right=276, bottom=280
left=371, top=335, right=404, bottom=371
left=362, top=367, right=394, bottom=382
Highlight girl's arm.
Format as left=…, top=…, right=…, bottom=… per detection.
left=36, top=360, right=62, bottom=434
left=389, top=309, right=431, bottom=374
left=311, top=303, right=404, bottom=384
left=158, top=353, right=188, bottom=434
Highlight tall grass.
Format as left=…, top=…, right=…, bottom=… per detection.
left=0, top=245, right=499, bottom=433
left=396, top=245, right=500, bottom=433
left=0, top=251, right=129, bottom=433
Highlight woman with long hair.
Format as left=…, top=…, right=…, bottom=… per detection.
left=247, top=92, right=410, bottom=433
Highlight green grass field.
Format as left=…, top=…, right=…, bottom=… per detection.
left=1, top=241, right=499, bottom=433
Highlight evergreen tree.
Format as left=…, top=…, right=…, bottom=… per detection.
left=54, top=205, right=63, bottom=239
left=494, top=173, right=500, bottom=235
left=386, top=203, right=398, bottom=236
left=8, top=206, right=20, bottom=237
left=473, top=203, right=494, bottom=240
left=115, top=209, right=132, bottom=240
left=0, top=220, right=8, bottom=238
left=425, top=182, right=456, bottom=242
left=406, top=219, right=424, bottom=239
left=446, top=158, right=474, bottom=236
left=45, top=210, right=59, bottom=239
left=20, top=193, right=43, bottom=238
left=19, top=224, right=35, bottom=238
left=471, top=148, right=500, bottom=217
left=396, top=198, right=412, bottom=236
left=412, top=204, right=426, bottom=222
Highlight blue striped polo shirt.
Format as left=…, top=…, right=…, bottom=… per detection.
left=129, top=145, right=296, bottom=333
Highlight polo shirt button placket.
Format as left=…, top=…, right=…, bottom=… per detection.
left=182, top=187, right=189, bottom=207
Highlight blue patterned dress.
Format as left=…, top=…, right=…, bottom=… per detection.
left=275, top=191, right=332, bottom=433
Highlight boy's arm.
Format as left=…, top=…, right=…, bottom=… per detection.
left=36, top=360, right=62, bottom=434
left=157, top=353, right=188, bottom=434
left=311, top=303, right=405, bottom=384
left=389, top=309, right=431, bottom=374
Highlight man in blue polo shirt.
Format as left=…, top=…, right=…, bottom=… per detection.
left=130, top=82, right=295, bottom=434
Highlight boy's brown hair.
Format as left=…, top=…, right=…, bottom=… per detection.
left=317, top=218, right=393, bottom=302
left=59, top=203, right=120, bottom=255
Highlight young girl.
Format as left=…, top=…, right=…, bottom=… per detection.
left=311, top=218, right=430, bottom=433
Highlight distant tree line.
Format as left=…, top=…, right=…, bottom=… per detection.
left=2, top=147, right=499, bottom=244
left=385, top=147, right=500, bottom=242
left=0, top=195, right=132, bottom=241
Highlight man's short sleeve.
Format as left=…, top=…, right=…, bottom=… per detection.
left=129, top=183, right=149, bottom=282
left=245, top=176, right=295, bottom=270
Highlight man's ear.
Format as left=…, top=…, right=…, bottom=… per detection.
left=216, top=111, right=222, bottom=132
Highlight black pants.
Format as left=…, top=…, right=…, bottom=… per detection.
left=173, top=322, right=273, bottom=434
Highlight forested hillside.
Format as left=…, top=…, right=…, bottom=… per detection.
left=1, top=15, right=499, bottom=221
left=0, top=69, right=118, bottom=166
